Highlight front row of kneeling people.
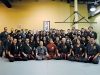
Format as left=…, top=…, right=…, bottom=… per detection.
left=7, top=37, right=100, bottom=64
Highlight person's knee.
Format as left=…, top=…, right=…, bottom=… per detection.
left=23, top=57, right=28, bottom=61
left=68, top=56, right=74, bottom=61
left=93, top=58, right=99, bottom=64
left=56, top=56, right=61, bottom=60
left=78, top=57, right=83, bottom=62
left=83, top=58, right=88, bottom=63
left=9, top=57, right=14, bottom=62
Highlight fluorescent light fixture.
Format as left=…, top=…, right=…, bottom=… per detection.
left=90, top=6, right=96, bottom=11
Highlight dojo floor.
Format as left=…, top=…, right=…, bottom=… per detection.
left=0, top=57, right=100, bottom=75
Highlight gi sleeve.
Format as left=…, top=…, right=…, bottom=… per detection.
left=36, top=47, right=39, bottom=54
left=44, top=46, right=47, bottom=53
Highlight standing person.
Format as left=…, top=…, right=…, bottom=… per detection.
left=9, top=28, right=14, bottom=37
left=88, top=26, right=97, bottom=40
left=54, top=37, right=60, bottom=46
left=66, top=29, right=71, bottom=38
left=35, top=36, right=40, bottom=48
left=50, top=31, right=56, bottom=42
left=29, top=36, right=35, bottom=54
left=43, top=37, right=47, bottom=46
left=36, top=41, right=49, bottom=60
left=3, top=34, right=10, bottom=58
left=17, top=37, right=24, bottom=58
left=15, top=30, right=22, bottom=40
left=83, top=38, right=100, bottom=64
left=21, top=29, right=26, bottom=42
left=81, top=35, right=88, bottom=47
left=21, top=38, right=34, bottom=61
left=0, top=39, right=3, bottom=57
left=1, top=27, right=8, bottom=41
left=46, top=38, right=60, bottom=60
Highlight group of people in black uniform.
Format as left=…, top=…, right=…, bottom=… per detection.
left=0, top=26, right=99, bottom=64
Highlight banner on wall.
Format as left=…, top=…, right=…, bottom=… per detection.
left=43, top=21, right=50, bottom=31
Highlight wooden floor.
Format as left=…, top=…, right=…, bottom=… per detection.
left=0, top=57, right=100, bottom=75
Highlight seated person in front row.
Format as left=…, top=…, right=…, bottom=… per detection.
left=58, top=38, right=71, bottom=60
left=21, top=38, right=34, bottom=61
left=70, top=39, right=85, bottom=62
left=46, top=38, right=60, bottom=60
left=36, top=41, right=49, bottom=60
left=83, top=38, right=100, bottom=64
left=8, top=38, right=22, bottom=62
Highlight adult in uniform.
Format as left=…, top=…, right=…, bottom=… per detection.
left=17, top=37, right=24, bottom=57
left=66, top=29, right=71, bottom=38
left=0, top=39, right=3, bottom=57
left=21, top=38, right=34, bottom=61
left=26, top=32, right=32, bottom=39
left=35, top=36, right=40, bottom=48
left=1, top=27, right=8, bottom=41
left=15, top=30, right=22, bottom=40
left=58, top=38, right=71, bottom=60
left=83, top=38, right=100, bottom=64
left=46, top=38, right=60, bottom=60
left=50, top=31, right=56, bottom=42
left=3, top=34, right=10, bottom=58
left=8, top=39, right=22, bottom=62
left=54, top=37, right=60, bottom=46
left=36, top=41, right=49, bottom=60
left=88, top=26, right=97, bottom=40
left=81, top=35, right=88, bottom=47
left=71, top=39, right=85, bottom=62
left=9, top=28, right=14, bottom=37
left=43, top=37, right=47, bottom=46
left=29, top=36, right=35, bottom=55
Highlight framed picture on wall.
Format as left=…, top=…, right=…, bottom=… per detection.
left=43, top=21, right=50, bottom=31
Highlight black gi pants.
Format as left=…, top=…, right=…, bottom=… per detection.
left=22, top=54, right=34, bottom=61
left=8, top=54, right=22, bottom=62
left=68, top=54, right=83, bottom=62
left=83, top=55, right=99, bottom=64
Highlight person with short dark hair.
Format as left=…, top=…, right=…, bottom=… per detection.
left=8, top=38, right=22, bottom=62
left=1, top=27, right=8, bottom=41
left=81, top=35, right=88, bottom=47
left=58, top=38, right=71, bottom=60
left=71, top=39, right=85, bottom=62
left=54, top=37, right=60, bottom=46
left=3, top=34, right=11, bottom=58
left=15, top=30, right=22, bottom=40
left=36, top=41, right=49, bottom=60
left=21, top=38, right=34, bottom=61
left=0, top=39, right=3, bottom=57
left=83, top=38, right=100, bottom=64
left=88, top=26, right=97, bottom=40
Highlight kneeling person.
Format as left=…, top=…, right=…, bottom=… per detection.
left=46, top=38, right=60, bottom=60
left=21, top=38, right=34, bottom=61
left=58, top=38, right=71, bottom=60
left=36, top=41, right=49, bottom=60
left=8, top=38, right=22, bottom=62
left=71, top=39, right=85, bottom=62
left=83, top=38, right=100, bottom=64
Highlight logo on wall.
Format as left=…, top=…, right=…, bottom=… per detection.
left=18, top=24, right=22, bottom=28
left=43, top=21, right=50, bottom=31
